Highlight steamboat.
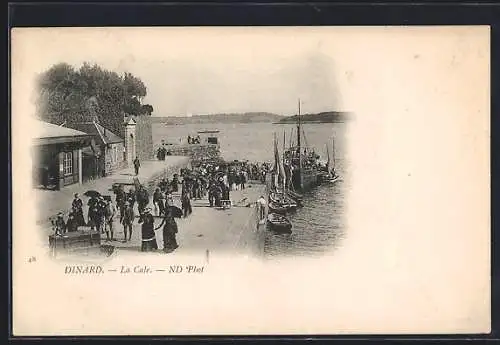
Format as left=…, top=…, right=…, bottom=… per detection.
left=284, top=99, right=321, bottom=192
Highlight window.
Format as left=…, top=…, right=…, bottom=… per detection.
left=63, top=152, right=73, bottom=176
left=208, top=137, right=218, bottom=144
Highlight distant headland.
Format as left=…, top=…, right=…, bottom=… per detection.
left=276, top=111, right=353, bottom=124
left=151, top=111, right=352, bottom=125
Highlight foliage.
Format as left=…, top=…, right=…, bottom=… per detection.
left=35, top=62, right=154, bottom=137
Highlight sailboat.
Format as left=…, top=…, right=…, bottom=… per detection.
left=268, top=132, right=297, bottom=215
left=320, top=136, right=341, bottom=183
left=284, top=99, right=321, bottom=192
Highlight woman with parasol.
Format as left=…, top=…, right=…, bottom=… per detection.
left=138, top=207, right=158, bottom=252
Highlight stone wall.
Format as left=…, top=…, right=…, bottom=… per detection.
left=134, top=116, right=154, bottom=161
left=104, top=142, right=126, bottom=175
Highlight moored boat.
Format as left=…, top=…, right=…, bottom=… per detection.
left=267, top=213, right=292, bottom=233
left=286, top=189, right=303, bottom=203
left=283, top=99, right=321, bottom=192
left=269, top=191, right=298, bottom=207
left=268, top=200, right=294, bottom=215
left=318, top=135, right=341, bottom=184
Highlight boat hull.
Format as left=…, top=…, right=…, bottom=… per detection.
left=269, top=192, right=298, bottom=207
left=268, top=199, right=297, bottom=214
left=292, top=168, right=319, bottom=192
left=267, top=214, right=292, bottom=233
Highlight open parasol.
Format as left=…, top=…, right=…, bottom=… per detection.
left=167, top=205, right=183, bottom=218
left=84, top=190, right=101, bottom=198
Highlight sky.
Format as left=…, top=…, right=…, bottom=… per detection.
left=12, top=26, right=488, bottom=117
left=12, top=27, right=359, bottom=116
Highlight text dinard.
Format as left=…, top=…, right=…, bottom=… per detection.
left=64, top=265, right=205, bottom=274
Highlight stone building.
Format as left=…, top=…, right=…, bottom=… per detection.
left=123, top=115, right=154, bottom=162
left=69, top=120, right=125, bottom=177
left=32, top=120, right=92, bottom=190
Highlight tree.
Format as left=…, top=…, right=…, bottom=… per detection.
left=36, top=62, right=153, bottom=137
left=141, top=104, right=154, bottom=116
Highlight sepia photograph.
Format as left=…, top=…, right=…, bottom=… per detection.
left=11, top=26, right=490, bottom=335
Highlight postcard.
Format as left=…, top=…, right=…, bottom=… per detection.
left=11, top=26, right=490, bottom=335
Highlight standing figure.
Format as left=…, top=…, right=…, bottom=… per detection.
left=138, top=186, right=150, bottom=214
left=104, top=198, right=117, bottom=241
left=240, top=171, right=246, bottom=190
left=153, top=188, right=162, bottom=216
left=159, top=178, right=168, bottom=192
left=96, top=197, right=107, bottom=234
left=138, top=207, right=158, bottom=252
left=53, top=212, right=66, bottom=235
left=155, top=208, right=179, bottom=253
left=72, top=193, right=85, bottom=226
left=133, top=156, right=141, bottom=176
left=115, top=185, right=126, bottom=222
left=87, top=196, right=99, bottom=231
left=158, top=190, right=166, bottom=216
left=193, top=178, right=201, bottom=199
left=181, top=190, right=192, bottom=218
left=257, top=195, right=267, bottom=222
left=121, top=201, right=134, bottom=242
left=214, top=183, right=222, bottom=207
left=127, top=188, right=136, bottom=209
left=171, top=174, right=179, bottom=192
left=66, top=210, right=79, bottom=232
left=208, top=181, right=216, bottom=207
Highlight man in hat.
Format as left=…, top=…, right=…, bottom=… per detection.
left=257, top=195, right=267, bottom=222
left=133, top=156, right=141, bottom=176
left=95, top=196, right=107, bottom=234
left=127, top=188, right=136, bottom=209
left=121, top=201, right=135, bottom=242
left=153, top=188, right=161, bottom=216
left=53, top=211, right=66, bottom=236
left=138, top=207, right=158, bottom=252
left=104, top=198, right=117, bottom=241
left=181, top=189, right=192, bottom=218
left=114, top=184, right=126, bottom=222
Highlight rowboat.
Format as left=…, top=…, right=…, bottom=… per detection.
left=269, top=191, right=298, bottom=207
left=268, top=201, right=289, bottom=215
left=267, top=213, right=292, bottom=233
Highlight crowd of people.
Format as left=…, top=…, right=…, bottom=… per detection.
left=50, top=160, right=273, bottom=254
left=156, top=146, right=172, bottom=161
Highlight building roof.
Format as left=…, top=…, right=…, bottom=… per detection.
left=124, top=116, right=136, bottom=126
left=35, top=120, right=89, bottom=139
left=33, top=120, right=91, bottom=145
left=70, top=121, right=123, bottom=145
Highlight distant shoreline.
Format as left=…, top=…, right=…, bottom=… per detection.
left=151, top=111, right=352, bottom=125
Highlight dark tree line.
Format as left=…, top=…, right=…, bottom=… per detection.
left=35, top=62, right=154, bottom=137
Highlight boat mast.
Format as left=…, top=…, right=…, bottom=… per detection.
left=297, top=99, right=301, bottom=152
left=326, top=143, right=330, bottom=172
left=297, top=98, right=303, bottom=189
left=332, top=136, right=336, bottom=172
left=283, top=129, right=286, bottom=194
